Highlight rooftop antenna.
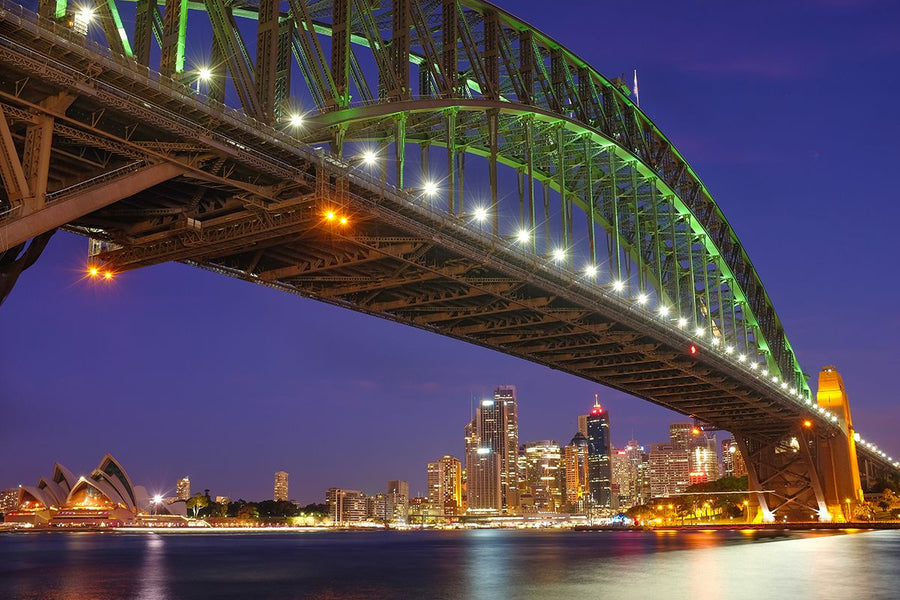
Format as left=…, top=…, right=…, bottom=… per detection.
left=633, top=69, right=640, bottom=108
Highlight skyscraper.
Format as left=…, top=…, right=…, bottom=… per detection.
left=722, top=436, right=748, bottom=478
left=176, top=476, right=190, bottom=501
left=611, top=448, right=636, bottom=508
left=563, top=432, right=590, bottom=512
left=465, top=387, right=520, bottom=515
left=585, top=397, right=612, bottom=509
left=689, top=433, right=719, bottom=484
left=427, top=456, right=463, bottom=516
left=387, top=480, right=409, bottom=522
left=649, top=443, right=691, bottom=497
left=274, top=471, right=289, bottom=501
left=523, top=440, right=563, bottom=512
left=669, top=423, right=693, bottom=451
left=495, top=385, right=520, bottom=512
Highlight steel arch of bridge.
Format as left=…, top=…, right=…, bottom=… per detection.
left=26, top=0, right=805, bottom=393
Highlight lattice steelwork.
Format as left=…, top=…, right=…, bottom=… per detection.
left=1, top=0, right=898, bottom=518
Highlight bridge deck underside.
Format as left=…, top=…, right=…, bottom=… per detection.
left=90, top=170, right=803, bottom=438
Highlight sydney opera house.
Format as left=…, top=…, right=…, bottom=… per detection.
left=6, top=454, right=179, bottom=526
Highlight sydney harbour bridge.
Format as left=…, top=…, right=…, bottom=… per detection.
left=0, top=0, right=896, bottom=521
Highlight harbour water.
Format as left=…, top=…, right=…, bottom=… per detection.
left=1, top=528, right=898, bottom=599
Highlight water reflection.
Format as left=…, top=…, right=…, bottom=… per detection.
left=1, top=529, right=898, bottom=600
left=136, top=534, right=168, bottom=600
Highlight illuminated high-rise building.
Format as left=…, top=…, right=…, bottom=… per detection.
left=274, top=471, right=289, bottom=501
left=176, top=476, right=190, bottom=501
left=465, top=387, right=519, bottom=515
left=465, top=416, right=501, bottom=514
left=427, top=456, right=463, bottom=516
left=387, top=480, right=409, bottom=522
left=611, top=448, right=636, bottom=508
left=326, top=488, right=367, bottom=523
left=689, top=433, right=719, bottom=484
left=722, top=436, right=747, bottom=478
left=669, top=423, right=693, bottom=451
left=494, top=386, right=520, bottom=512
left=585, top=396, right=612, bottom=509
left=563, top=432, right=590, bottom=512
left=523, top=440, right=563, bottom=512
left=649, top=443, right=691, bottom=497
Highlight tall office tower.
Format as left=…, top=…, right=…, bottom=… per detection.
left=577, top=414, right=589, bottom=438
left=274, top=471, right=289, bottom=501
left=523, top=440, right=563, bottom=512
left=176, top=476, right=190, bottom=501
left=648, top=443, right=691, bottom=497
left=669, top=423, right=693, bottom=451
left=721, top=437, right=748, bottom=478
left=387, top=480, right=409, bottom=522
left=563, top=432, right=590, bottom=511
left=494, top=386, right=520, bottom=512
left=611, top=448, right=637, bottom=508
left=326, top=488, right=367, bottom=523
left=623, top=440, right=651, bottom=506
left=427, top=456, right=463, bottom=516
left=465, top=387, right=519, bottom=515
left=585, top=397, right=612, bottom=509
left=689, top=433, right=719, bottom=484
left=465, top=413, right=501, bottom=514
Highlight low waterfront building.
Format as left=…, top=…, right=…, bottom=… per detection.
left=5, top=454, right=158, bottom=526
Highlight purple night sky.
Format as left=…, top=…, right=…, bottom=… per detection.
left=2, top=0, right=899, bottom=503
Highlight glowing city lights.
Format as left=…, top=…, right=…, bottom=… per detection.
left=552, top=248, right=566, bottom=262
left=636, top=293, right=649, bottom=305
left=473, top=206, right=488, bottom=222
left=197, top=67, right=212, bottom=81
left=677, top=317, right=687, bottom=327
left=288, top=113, right=304, bottom=127
left=584, top=264, right=598, bottom=277
left=612, top=280, right=625, bottom=292
left=516, top=229, right=530, bottom=243
left=658, top=305, right=669, bottom=317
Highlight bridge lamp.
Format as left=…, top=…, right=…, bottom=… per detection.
left=516, top=229, right=530, bottom=243
left=612, top=280, right=625, bottom=292
left=361, top=150, right=378, bottom=166
left=803, top=420, right=813, bottom=429
left=288, top=113, right=304, bottom=128
left=780, top=381, right=788, bottom=389
left=658, top=305, right=669, bottom=317
left=694, top=326, right=704, bottom=337
left=472, top=206, right=489, bottom=222
left=636, top=293, right=649, bottom=305
left=771, top=376, right=779, bottom=384
left=88, top=266, right=99, bottom=277
left=422, top=180, right=439, bottom=197
left=552, top=248, right=566, bottom=262
left=583, top=264, right=598, bottom=278
left=103, top=271, right=113, bottom=280
left=339, top=216, right=348, bottom=225
left=325, top=210, right=336, bottom=221
left=761, top=369, right=768, bottom=376
left=725, top=345, right=734, bottom=354
left=677, top=317, right=687, bottom=328
left=737, top=353, right=746, bottom=362
left=749, top=362, right=758, bottom=370
left=77, top=6, right=94, bottom=23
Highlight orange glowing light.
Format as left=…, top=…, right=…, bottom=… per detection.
left=692, top=428, right=701, bottom=435
left=103, top=271, right=113, bottom=280
left=339, top=216, right=348, bottom=225
left=325, top=211, right=336, bottom=221
left=89, top=267, right=99, bottom=277
left=803, top=420, right=813, bottom=428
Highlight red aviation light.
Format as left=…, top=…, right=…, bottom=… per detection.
left=689, top=344, right=698, bottom=356
left=591, top=406, right=603, bottom=415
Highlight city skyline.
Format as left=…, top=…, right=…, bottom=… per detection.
left=2, top=0, right=899, bottom=504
